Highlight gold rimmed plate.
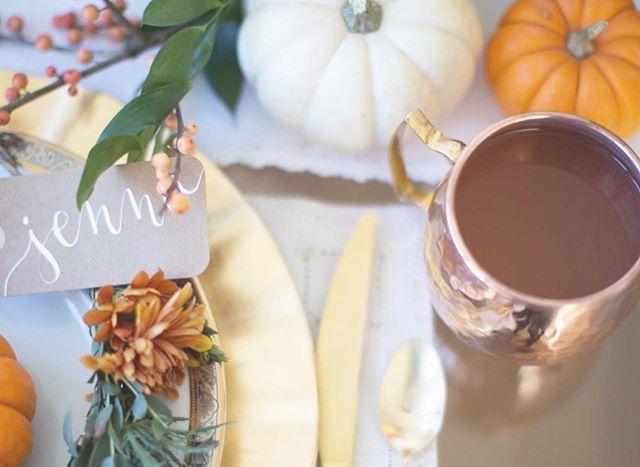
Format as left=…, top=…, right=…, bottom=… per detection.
left=0, top=70, right=318, bottom=467
left=0, top=135, right=225, bottom=466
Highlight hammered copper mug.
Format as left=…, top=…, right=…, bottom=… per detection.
left=389, top=110, right=640, bottom=365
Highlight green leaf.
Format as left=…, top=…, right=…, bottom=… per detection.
left=147, top=395, right=171, bottom=418
left=63, top=411, right=78, bottom=457
left=88, top=434, right=110, bottom=467
left=143, top=26, right=203, bottom=92
left=204, top=21, right=243, bottom=113
left=96, top=405, right=114, bottom=427
left=128, top=126, right=159, bottom=163
left=191, top=22, right=218, bottom=78
left=107, top=424, right=123, bottom=453
left=112, top=399, right=124, bottom=432
left=99, top=83, right=191, bottom=142
left=126, top=436, right=156, bottom=467
left=77, top=135, right=141, bottom=207
left=132, top=393, right=148, bottom=421
left=113, top=452, right=128, bottom=467
left=102, top=381, right=120, bottom=397
left=85, top=411, right=98, bottom=437
left=142, top=0, right=221, bottom=27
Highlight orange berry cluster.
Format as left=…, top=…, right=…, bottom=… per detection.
left=50, top=1, right=134, bottom=47
left=3, top=1, right=138, bottom=65
left=0, top=66, right=84, bottom=126
left=151, top=117, right=200, bottom=214
left=0, top=72, right=29, bottom=125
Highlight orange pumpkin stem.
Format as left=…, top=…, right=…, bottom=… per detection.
left=566, top=21, right=608, bottom=60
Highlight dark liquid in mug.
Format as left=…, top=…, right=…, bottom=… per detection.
left=455, top=128, right=640, bottom=299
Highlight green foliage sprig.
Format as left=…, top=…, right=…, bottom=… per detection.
left=77, top=0, right=240, bottom=207
left=65, top=375, right=218, bottom=467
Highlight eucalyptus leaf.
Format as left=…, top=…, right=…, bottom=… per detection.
left=108, top=425, right=123, bottom=452
left=96, top=405, right=114, bottom=428
left=204, top=21, right=243, bottom=113
left=63, top=411, right=79, bottom=457
left=130, top=381, right=144, bottom=393
left=112, top=398, right=124, bottom=432
left=126, top=436, right=156, bottom=467
left=102, top=381, right=120, bottom=397
left=142, top=0, right=222, bottom=27
left=147, top=395, right=171, bottom=418
left=85, top=411, right=98, bottom=437
left=132, top=393, right=148, bottom=421
left=88, top=434, right=111, bottom=467
left=77, top=135, right=141, bottom=207
left=113, top=452, right=129, bottom=467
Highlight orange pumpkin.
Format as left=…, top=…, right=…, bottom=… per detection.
left=0, top=336, right=36, bottom=467
left=486, top=0, right=640, bottom=137
left=0, top=334, right=16, bottom=359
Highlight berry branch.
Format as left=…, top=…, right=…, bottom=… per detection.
left=102, top=0, right=145, bottom=42
left=0, top=43, right=152, bottom=115
left=0, top=0, right=236, bottom=214
left=152, top=105, right=198, bottom=215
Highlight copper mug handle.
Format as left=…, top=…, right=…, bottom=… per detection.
left=389, top=109, right=466, bottom=209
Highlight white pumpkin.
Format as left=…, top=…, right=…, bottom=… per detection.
left=238, top=0, right=483, bottom=154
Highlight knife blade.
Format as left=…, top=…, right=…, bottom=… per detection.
left=316, top=215, right=377, bottom=467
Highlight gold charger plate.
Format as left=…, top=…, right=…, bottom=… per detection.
left=0, top=70, right=319, bottom=466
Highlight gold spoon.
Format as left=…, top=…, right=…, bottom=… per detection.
left=379, top=339, right=447, bottom=466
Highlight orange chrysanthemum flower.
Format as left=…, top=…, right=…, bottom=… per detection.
left=81, top=270, right=214, bottom=399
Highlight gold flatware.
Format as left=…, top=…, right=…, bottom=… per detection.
left=316, top=215, right=377, bottom=467
left=379, top=339, right=446, bottom=466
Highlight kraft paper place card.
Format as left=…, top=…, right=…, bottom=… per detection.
left=0, top=151, right=209, bottom=297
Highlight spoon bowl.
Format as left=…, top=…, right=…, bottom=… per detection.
left=379, top=340, right=446, bottom=464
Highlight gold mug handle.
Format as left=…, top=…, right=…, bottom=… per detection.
left=389, top=109, right=466, bottom=209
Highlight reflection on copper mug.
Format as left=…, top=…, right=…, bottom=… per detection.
left=390, top=110, right=640, bottom=365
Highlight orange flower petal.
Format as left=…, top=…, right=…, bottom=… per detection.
left=94, top=323, right=112, bottom=343
left=131, top=271, right=150, bottom=289
left=83, top=309, right=113, bottom=326
left=164, top=386, right=179, bottom=400
left=148, top=270, right=165, bottom=288
left=80, top=355, right=99, bottom=371
left=96, top=285, right=115, bottom=305
left=157, top=280, right=179, bottom=297
left=112, top=323, right=134, bottom=340
left=185, top=334, right=214, bottom=352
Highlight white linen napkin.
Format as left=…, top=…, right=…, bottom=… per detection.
left=247, top=195, right=439, bottom=467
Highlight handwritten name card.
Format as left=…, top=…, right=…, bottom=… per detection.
left=0, top=156, right=209, bottom=297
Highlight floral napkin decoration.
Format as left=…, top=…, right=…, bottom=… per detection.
left=66, top=270, right=225, bottom=467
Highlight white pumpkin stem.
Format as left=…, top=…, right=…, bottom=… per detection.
left=349, top=0, right=367, bottom=14
left=566, top=21, right=608, bottom=59
left=341, top=0, right=383, bottom=34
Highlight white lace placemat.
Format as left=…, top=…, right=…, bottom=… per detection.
left=246, top=194, right=438, bottom=467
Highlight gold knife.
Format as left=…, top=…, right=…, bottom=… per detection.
left=316, top=215, right=377, bottom=467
